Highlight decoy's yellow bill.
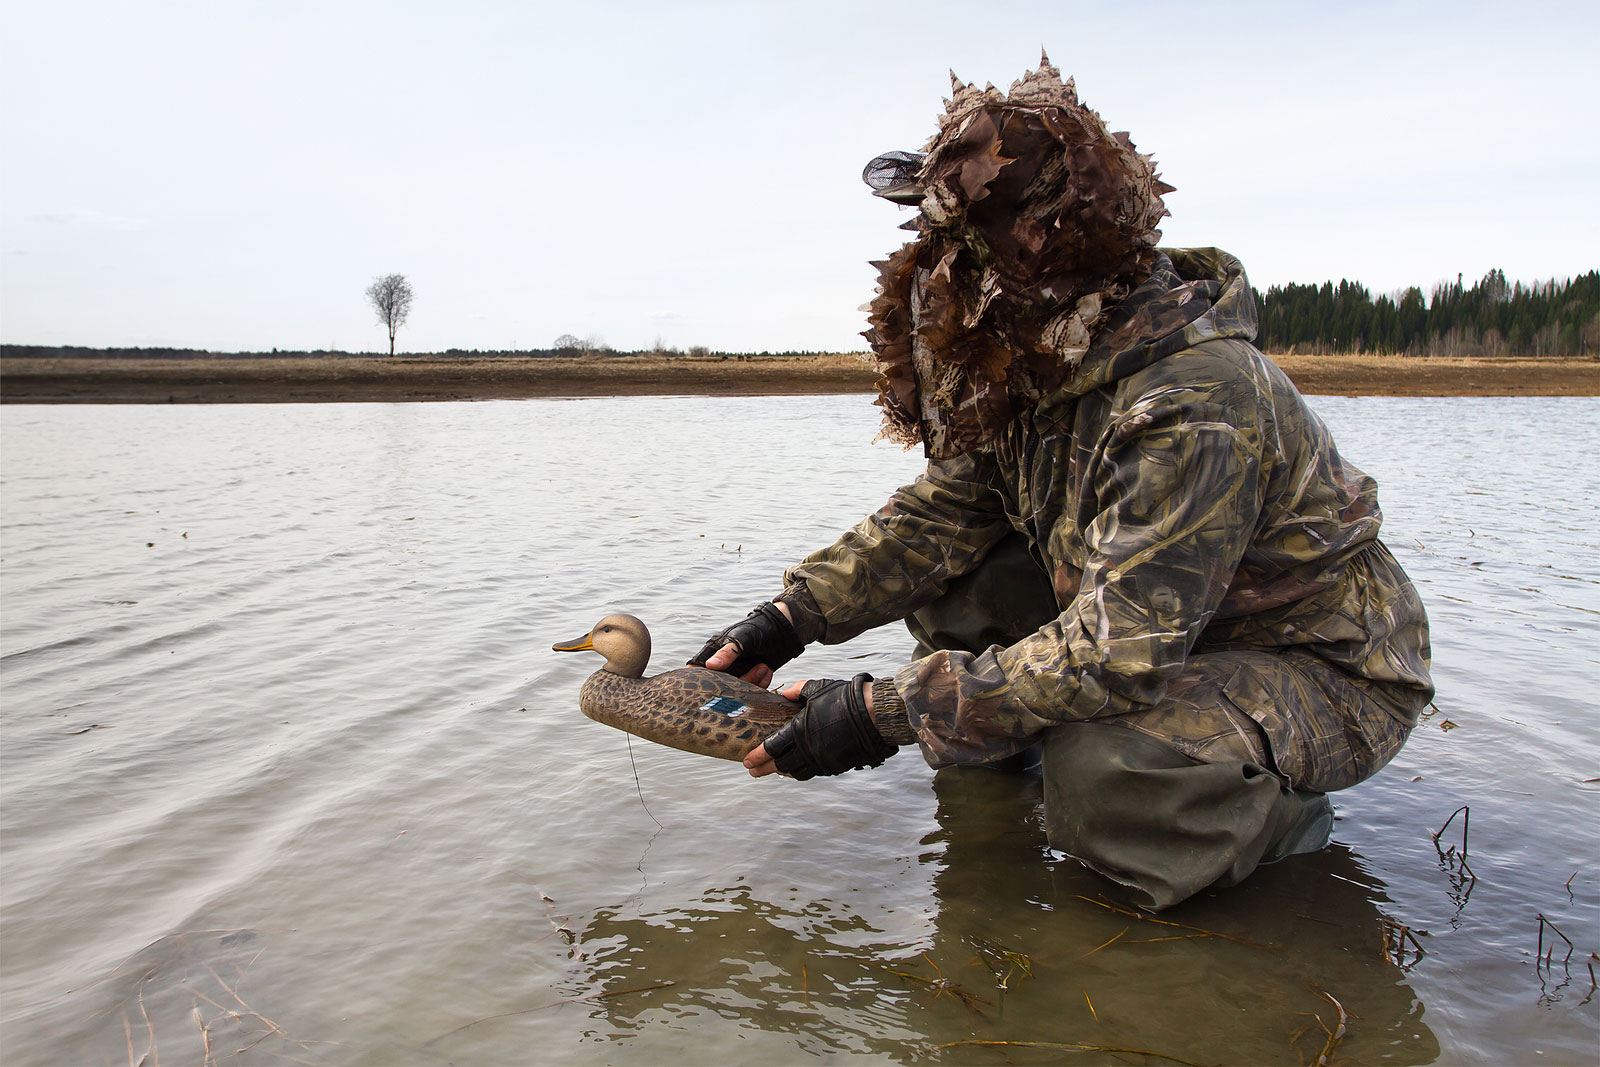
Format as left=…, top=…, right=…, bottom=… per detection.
left=551, top=633, right=595, bottom=652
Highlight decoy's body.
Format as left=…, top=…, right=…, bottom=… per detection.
left=552, top=613, right=801, bottom=762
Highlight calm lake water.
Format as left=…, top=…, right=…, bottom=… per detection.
left=2, top=394, right=1596, bottom=1066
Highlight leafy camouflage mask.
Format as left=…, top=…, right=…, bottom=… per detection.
left=863, top=55, right=1174, bottom=457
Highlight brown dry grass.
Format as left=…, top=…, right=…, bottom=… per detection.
left=1264, top=352, right=1600, bottom=397
left=2, top=351, right=1596, bottom=403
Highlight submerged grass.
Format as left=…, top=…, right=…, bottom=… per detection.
left=933, top=1038, right=1203, bottom=1065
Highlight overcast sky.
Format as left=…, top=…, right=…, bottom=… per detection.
left=2, top=0, right=1595, bottom=354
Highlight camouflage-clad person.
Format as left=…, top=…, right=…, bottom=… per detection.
left=693, top=58, right=1432, bottom=909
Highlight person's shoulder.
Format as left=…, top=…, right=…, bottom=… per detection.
left=1118, top=338, right=1280, bottom=410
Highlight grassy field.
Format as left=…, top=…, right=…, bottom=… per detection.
left=3, top=350, right=1597, bottom=403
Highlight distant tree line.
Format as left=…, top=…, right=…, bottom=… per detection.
left=15, top=265, right=1595, bottom=363
left=1254, top=269, right=1600, bottom=357
left=0, top=344, right=835, bottom=361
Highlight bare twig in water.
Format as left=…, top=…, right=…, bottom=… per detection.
left=1431, top=805, right=1470, bottom=859
left=192, top=956, right=309, bottom=1055
left=1310, top=990, right=1349, bottom=1066
left=194, top=1003, right=214, bottom=1067
left=512, top=873, right=585, bottom=960
left=540, top=896, right=581, bottom=957
left=83, top=929, right=331, bottom=1066
left=934, top=1039, right=1200, bottom=1066
left=884, top=954, right=991, bottom=1017
left=185, top=986, right=309, bottom=1061
left=428, top=981, right=675, bottom=1043
left=1380, top=918, right=1426, bottom=968
left=540, top=894, right=579, bottom=952
left=965, top=935, right=1034, bottom=989
left=136, top=986, right=160, bottom=1067
left=1077, top=927, right=1128, bottom=959
left=1430, top=806, right=1477, bottom=912
left=183, top=941, right=339, bottom=1062
left=1536, top=914, right=1575, bottom=970
left=1073, top=896, right=1274, bottom=950
left=1083, top=990, right=1098, bottom=1021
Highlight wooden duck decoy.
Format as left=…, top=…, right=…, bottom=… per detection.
left=552, top=613, right=801, bottom=762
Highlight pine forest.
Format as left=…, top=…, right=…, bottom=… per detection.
left=1253, top=269, right=1599, bottom=358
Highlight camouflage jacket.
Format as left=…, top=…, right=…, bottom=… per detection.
left=784, top=249, right=1434, bottom=766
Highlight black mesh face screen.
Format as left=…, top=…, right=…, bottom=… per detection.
left=862, top=151, right=926, bottom=203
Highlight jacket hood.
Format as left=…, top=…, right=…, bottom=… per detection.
left=1055, top=246, right=1260, bottom=399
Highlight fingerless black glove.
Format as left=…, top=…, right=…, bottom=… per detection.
left=762, top=673, right=897, bottom=780
left=688, top=601, right=805, bottom=677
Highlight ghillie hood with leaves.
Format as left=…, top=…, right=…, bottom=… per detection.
left=864, top=56, right=1174, bottom=458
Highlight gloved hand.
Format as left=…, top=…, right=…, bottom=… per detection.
left=759, top=673, right=897, bottom=780
left=688, top=601, right=804, bottom=681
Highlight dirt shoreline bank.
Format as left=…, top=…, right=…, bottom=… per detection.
left=4, top=352, right=1598, bottom=403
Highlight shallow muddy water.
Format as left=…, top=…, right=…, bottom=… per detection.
left=2, top=395, right=1596, bottom=1065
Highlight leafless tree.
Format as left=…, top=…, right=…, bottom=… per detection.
left=553, top=333, right=609, bottom=356
left=365, top=274, right=414, bottom=356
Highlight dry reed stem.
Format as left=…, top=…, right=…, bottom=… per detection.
left=1311, top=990, right=1349, bottom=1066
left=1077, top=927, right=1128, bottom=959
left=1082, top=990, right=1097, bottom=1021
left=184, top=975, right=331, bottom=1061
left=194, top=957, right=304, bottom=1053
left=227, top=1024, right=287, bottom=1061
left=194, top=1003, right=215, bottom=1067
left=1432, top=805, right=1470, bottom=857
left=185, top=986, right=235, bottom=1020
left=136, top=987, right=160, bottom=1067
left=515, top=872, right=585, bottom=959
left=1536, top=914, right=1575, bottom=969
left=934, top=1039, right=1200, bottom=1065
left=1380, top=918, right=1426, bottom=967
left=965, top=935, right=1033, bottom=989
left=79, top=929, right=327, bottom=1067
left=884, top=954, right=991, bottom=1017
left=197, top=958, right=248, bottom=1012
left=1073, top=896, right=1273, bottom=949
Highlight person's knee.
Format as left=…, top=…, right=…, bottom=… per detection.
left=1040, top=722, right=1301, bottom=909
left=1041, top=723, right=1203, bottom=852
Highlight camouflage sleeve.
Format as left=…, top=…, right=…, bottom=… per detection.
left=896, top=370, right=1268, bottom=767
left=783, top=448, right=1016, bottom=644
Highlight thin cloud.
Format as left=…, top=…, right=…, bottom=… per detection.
left=32, top=208, right=149, bottom=231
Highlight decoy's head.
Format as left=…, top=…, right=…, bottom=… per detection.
left=552, top=613, right=652, bottom=678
